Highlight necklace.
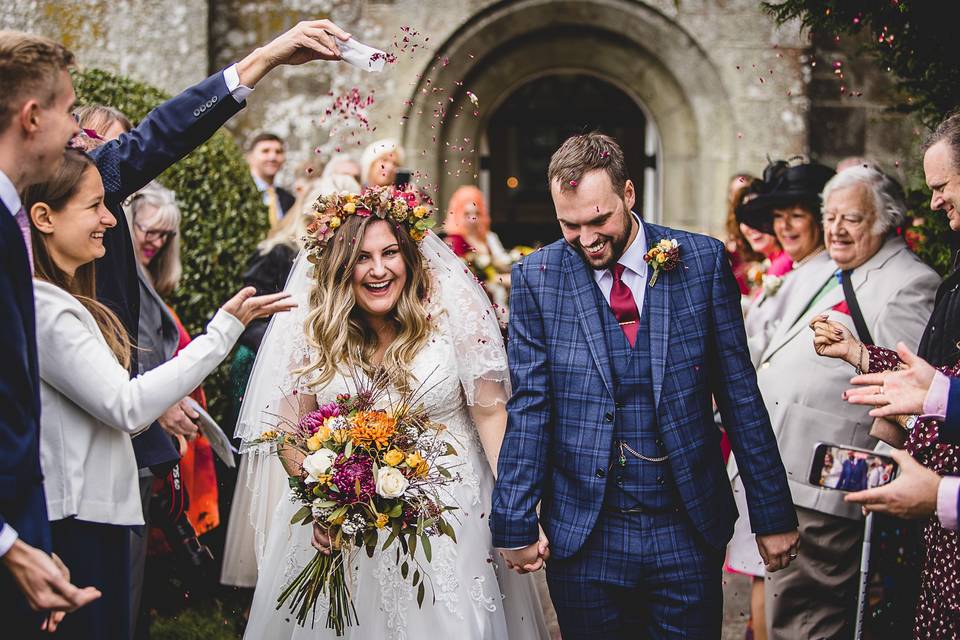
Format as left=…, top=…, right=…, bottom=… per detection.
left=792, top=247, right=825, bottom=269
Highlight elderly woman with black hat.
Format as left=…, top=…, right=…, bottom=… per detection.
left=725, top=159, right=835, bottom=640
left=734, top=162, right=939, bottom=639
left=736, top=160, right=834, bottom=348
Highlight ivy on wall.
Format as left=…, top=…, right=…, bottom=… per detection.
left=766, top=0, right=960, bottom=275
left=73, top=67, right=269, bottom=425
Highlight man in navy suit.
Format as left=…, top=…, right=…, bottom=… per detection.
left=492, top=133, right=799, bottom=638
left=0, top=31, right=101, bottom=634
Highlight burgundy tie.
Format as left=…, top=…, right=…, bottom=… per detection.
left=610, top=264, right=640, bottom=347
left=14, top=207, right=33, bottom=275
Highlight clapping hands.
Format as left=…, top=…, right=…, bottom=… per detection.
left=499, top=527, right=550, bottom=574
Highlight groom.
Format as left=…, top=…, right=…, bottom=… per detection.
left=491, top=133, right=799, bottom=638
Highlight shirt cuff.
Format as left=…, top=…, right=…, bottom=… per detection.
left=0, top=523, right=19, bottom=557
left=223, top=64, right=253, bottom=104
left=937, top=475, right=960, bottom=531
left=922, top=371, right=950, bottom=419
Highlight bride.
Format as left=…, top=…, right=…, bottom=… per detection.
left=236, top=188, right=548, bottom=639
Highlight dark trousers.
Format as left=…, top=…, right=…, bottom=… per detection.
left=50, top=518, right=131, bottom=640
left=546, top=509, right=724, bottom=639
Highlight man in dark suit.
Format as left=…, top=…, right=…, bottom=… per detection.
left=491, top=133, right=799, bottom=638
left=246, top=131, right=296, bottom=226
left=837, top=452, right=868, bottom=491
left=0, top=30, right=101, bottom=634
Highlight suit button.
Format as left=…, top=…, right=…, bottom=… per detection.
left=206, top=100, right=213, bottom=108
left=211, top=95, right=218, bottom=103
left=657, top=476, right=666, bottom=486
left=615, top=402, right=625, bottom=409
left=604, top=412, right=614, bottom=422
left=595, top=468, right=606, bottom=478
left=199, top=104, right=207, bottom=112
left=655, top=439, right=664, bottom=448
left=193, top=109, right=200, bottom=117
left=616, top=479, right=624, bottom=488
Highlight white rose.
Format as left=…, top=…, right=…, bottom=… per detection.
left=375, top=466, right=409, bottom=498
left=302, top=449, right=337, bottom=483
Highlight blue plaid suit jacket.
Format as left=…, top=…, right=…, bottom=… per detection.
left=491, top=220, right=797, bottom=558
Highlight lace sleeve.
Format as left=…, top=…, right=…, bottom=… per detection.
left=421, top=232, right=511, bottom=407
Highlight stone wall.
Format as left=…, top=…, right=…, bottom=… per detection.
left=2, top=0, right=208, bottom=95
left=3, top=0, right=921, bottom=235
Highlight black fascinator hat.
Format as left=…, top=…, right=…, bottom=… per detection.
left=736, top=159, right=835, bottom=234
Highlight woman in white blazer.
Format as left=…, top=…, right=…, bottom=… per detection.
left=23, top=149, right=295, bottom=640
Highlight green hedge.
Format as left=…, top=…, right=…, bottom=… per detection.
left=73, top=67, right=269, bottom=425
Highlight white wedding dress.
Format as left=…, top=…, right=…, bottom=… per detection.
left=238, top=233, right=549, bottom=640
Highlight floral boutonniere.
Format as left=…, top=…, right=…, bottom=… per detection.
left=761, top=273, right=784, bottom=297
left=643, top=238, right=681, bottom=287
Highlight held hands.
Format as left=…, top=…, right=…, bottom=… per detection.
left=499, top=528, right=550, bottom=574
left=237, top=19, right=352, bottom=87
left=1, top=540, right=101, bottom=629
left=221, top=287, right=297, bottom=326
left=843, top=343, right=937, bottom=418
left=810, top=314, right=861, bottom=364
left=844, top=449, right=940, bottom=518
left=756, top=529, right=800, bottom=573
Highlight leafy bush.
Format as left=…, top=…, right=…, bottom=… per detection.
left=72, top=67, right=268, bottom=424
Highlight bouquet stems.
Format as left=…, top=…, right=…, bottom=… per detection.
left=276, top=550, right=358, bottom=634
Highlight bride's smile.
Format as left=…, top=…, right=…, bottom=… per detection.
left=352, top=219, right=408, bottom=318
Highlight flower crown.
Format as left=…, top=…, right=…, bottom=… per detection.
left=305, top=186, right=434, bottom=261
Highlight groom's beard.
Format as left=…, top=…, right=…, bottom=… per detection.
left=568, top=207, right=634, bottom=271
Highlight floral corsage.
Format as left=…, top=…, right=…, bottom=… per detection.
left=643, top=238, right=681, bottom=287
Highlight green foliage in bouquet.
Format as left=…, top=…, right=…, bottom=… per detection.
left=72, top=68, right=269, bottom=423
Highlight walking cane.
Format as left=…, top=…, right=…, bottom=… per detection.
left=854, top=512, right=875, bottom=640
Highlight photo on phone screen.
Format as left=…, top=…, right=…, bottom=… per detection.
left=394, top=169, right=411, bottom=188
left=809, top=442, right=898, bottom=492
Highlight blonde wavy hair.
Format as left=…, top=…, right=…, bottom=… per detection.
left=296, top=215, right=433, bottom=391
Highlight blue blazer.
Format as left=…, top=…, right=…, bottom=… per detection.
left=0, top=202, right=50, bottom=554
left=491, top=221, right=797, bottom=557
left=942, top=377, right=960, bottom=446
left=89, top=70, right=244, bottom=471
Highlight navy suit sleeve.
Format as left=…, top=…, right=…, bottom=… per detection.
left=91, top=69, right=244, bottom=202
left=490, top=262, right=552, bottom=548
left=706, top=242, right=798, bottom=535
left=941, top=377, right=960, bottom=445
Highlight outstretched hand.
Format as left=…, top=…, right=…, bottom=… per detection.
left=237, top=19, right=352, bottom=87
left=221, top=287, right=297, bottom=326
left=499, top=529, right=550, bottom=574
left=1, top=540, right=101, bottom=622
left=844, top=342, right=938, bottom=418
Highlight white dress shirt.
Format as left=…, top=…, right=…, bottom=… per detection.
left=592, top=213, right=648, bottom=317
left=0, top=169, right=23, bottom=556
left=0, top=169, right=21, bottom=217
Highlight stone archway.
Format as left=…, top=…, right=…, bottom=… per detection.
left=484, top=72, right=653, bottom=247
left=402, top=0, right=737, bottom=235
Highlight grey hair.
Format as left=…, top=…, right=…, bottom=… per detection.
left=821, top=165, right=906, bottom=236
left=124, top=181, right=182, bottom=297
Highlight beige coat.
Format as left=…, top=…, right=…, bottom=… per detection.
left=746, top=236, right=938, bottom=519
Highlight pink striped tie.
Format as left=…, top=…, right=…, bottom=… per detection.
left=14, top=207, right=34, bottom=274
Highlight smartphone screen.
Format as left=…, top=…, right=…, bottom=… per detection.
left=809, top=443, right=898, bottom=492
left=394, top=169, right=411, bottom=189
